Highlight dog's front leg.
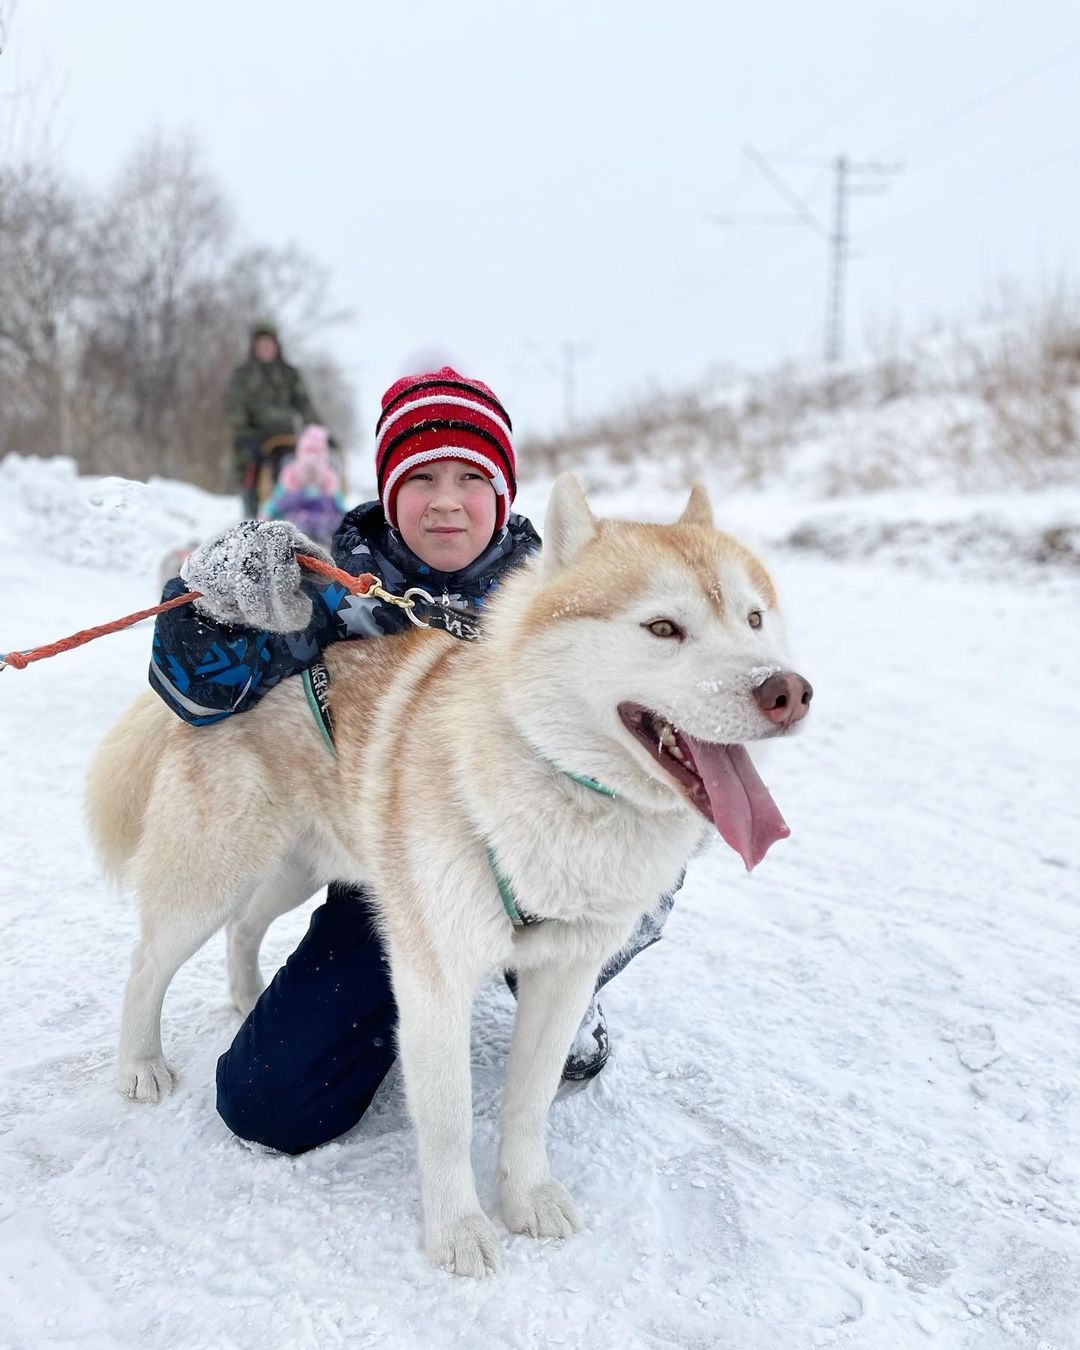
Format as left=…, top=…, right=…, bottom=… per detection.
left=498, top=957, right=599, bottom=1240
left=393, top=964, right=502, bottom=1278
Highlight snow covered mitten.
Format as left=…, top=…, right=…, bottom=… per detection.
left=180, top=520, right=333, bottom=633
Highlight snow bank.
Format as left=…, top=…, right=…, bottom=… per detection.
left=0, top=453, right=238, bottom=580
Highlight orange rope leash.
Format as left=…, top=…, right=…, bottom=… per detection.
left=0, top=557, right=382, bottom=671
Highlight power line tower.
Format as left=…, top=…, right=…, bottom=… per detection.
left=715, top=147, right=901, bottom=364
left=561, top=340, right=592, bottom=429
left=516, top=338, right=590, bottom=432
left=825, top=154, right=849, bottom=364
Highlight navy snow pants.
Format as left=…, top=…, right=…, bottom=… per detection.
left=216, top=879, right=678, bottom=1155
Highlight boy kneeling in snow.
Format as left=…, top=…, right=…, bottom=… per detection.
left=150, top=367, right=677, bottom=1155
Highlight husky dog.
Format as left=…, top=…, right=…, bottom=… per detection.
left=86, top=474, right=812, bottom=1277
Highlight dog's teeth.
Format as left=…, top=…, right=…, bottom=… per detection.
left=659, top=725, right=676, bottom=747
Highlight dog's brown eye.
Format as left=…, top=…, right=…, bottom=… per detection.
left=644, top=619, right=684, bottom=639
left=748, top=610, right=763, bottom=629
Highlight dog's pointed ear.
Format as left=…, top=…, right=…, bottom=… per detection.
left=542, top=473, right=597, bottom=574
left=677, top=483, right=714, bottom=529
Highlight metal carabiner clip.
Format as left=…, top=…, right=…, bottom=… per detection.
left=401, top=587, right=435, bottom=628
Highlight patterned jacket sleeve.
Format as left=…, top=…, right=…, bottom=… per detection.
left=147, top=576, right=340, bottom=725
left=148, top=514, right=414, bottom=724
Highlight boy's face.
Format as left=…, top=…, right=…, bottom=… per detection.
left=396, top=459, right=498, bottom=572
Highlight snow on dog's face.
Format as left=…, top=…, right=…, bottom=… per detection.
left=501, top=475, right=813, bottom=870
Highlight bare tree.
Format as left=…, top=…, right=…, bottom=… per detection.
left=0, top=129, right=357, bottom=489
left=0, top=161, right=87, bottom=456
left=224, top=242, right=352, bottom=350
left=81, top=132, right=233, bottom=477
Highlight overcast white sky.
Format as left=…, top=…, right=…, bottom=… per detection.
left=3, top=0, right=1080, bottom=440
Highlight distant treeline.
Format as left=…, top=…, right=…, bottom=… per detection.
left=0, top=131, right=355, bottom=488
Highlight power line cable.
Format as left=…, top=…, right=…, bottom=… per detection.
left=857, top=135, right=1080, bottom=243
left=518, top=7, right=1069, bottom=397
left=541, top=154, right=821, bottom=363
left=885, top=49, right=1080, bottom=178
left=788, top=0, right=1017, bottom=153
left=571, top=5, right=1066, bottom=379
left=874, top=35, right=1080, bottom=157
left=583, top=234, right=792, bottom=351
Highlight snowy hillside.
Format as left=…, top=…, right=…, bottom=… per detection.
left=1, top=451, right=1078, bottom=1350
left=526, top=311, right=1080, bottom=587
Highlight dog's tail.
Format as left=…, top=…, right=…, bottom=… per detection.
left=85, top=691, right=173, bottom=883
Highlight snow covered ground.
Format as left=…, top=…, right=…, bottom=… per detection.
left=1, top=452, right=1078, bottom=1350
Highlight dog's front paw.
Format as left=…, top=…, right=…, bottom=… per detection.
left=117, top=1055, right=176, bottom=1103
left=426, top=1212, right=503, bottom=1278
left=502, top=1178, right=581, bottom=1240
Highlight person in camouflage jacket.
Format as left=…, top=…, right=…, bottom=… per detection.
left=224, top=321, right=321, bottom=516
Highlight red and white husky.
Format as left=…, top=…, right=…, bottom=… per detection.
left=86, top=474, right=812, bottom=1277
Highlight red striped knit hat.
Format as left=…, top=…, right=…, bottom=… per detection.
left=375, top=367, right=516, bottom=531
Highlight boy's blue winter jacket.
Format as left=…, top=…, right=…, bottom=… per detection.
left=149, top=500, right=542, bottom=725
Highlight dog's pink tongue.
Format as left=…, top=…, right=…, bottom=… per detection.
left=683, top=738, right=790, bottom=870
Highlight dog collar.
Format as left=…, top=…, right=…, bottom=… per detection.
left=559, top=767, right=618, bottom=798
left=491, top=768, right=618, bottom=927
left=301, top=660, right=617, bottom=925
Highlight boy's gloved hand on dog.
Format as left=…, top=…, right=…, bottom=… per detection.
left=180, top=520, right=333, bottom=633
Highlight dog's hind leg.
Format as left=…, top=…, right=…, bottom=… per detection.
left=226, top=856, right=321, bottom=1016
left=118, top=880, right=258, bottom=1104
left=498, top=956, right=600, bottom=1240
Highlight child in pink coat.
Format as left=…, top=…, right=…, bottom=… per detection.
left=260, top=424, right=346, bottom=547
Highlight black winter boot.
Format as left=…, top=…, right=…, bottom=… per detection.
left=503, top=971, right=609, bottom=1082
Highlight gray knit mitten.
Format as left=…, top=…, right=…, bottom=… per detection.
left=180, top=520, right=333, bottom=632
